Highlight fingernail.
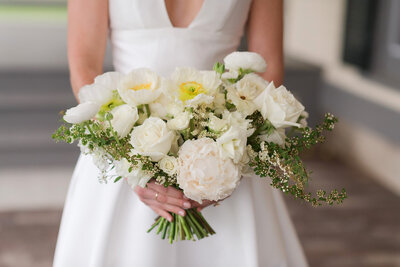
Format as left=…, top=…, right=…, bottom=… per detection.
left=179, top=210, right=185, bottom=216
left=183, top=202, right=191, bottom=208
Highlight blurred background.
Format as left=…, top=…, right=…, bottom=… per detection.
left=0, top=0, right=399, bottom=266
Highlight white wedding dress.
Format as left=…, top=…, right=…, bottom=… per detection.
left=53, top=0, right=308, bottom=266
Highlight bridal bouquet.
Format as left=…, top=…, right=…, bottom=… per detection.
left=53, top=51, right=346, bottom=243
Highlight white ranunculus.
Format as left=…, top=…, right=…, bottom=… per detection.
left=63, top=102, right=100, bottom=123
left=254, top=82, right=305, bottom=128
left=167, top=111, right=192, bottom=131
left=177, top=138, right=241, bottom=203
left=259, top=128, right=286, bottom=146
left=78, top=72, right=122, bottom=104
left=114, top=158, right=152, bottom=188
left=110, top=104, right=139, bottom=138
left=216, top=126, right=247, bottom=164
left=117, top=68, right=162, bottom=106
left=236, top=73, right=268, bottom=100
left=169, top=67, right=221, bottom=105
left=224, top=51, right=267, bottom=73
left=226, top=86, right=257, bottom=117
left=208, top=114, right=229, bottom=133
left=130, top=117, right=175, bottom=161
left=158, top=155, right=178, bottom=176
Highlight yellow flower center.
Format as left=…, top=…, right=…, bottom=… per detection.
left=130, top=82, right=152, bottom=91
left=179, top=81, right=205, bottom=102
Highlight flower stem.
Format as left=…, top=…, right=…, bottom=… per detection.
left=147, top=216, right=162, bottom=233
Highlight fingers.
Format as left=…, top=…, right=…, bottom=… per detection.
left=151, top=206, right=173, bottom=222
left=147, top=182, right=185, bottom=199
left=148, top=200, right=186, bottom=217
left=135, top=185, right=191, bottom=209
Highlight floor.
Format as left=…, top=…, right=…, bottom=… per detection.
left=0, top=159, right=399, bottom=267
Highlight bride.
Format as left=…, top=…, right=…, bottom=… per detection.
left=54, top=0, right=308, bottom=266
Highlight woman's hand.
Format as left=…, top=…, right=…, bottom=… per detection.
left=134, top=180, right=192, bottom=222
left=189, top=200, right=217, bottom=212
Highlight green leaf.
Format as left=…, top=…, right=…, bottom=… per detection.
left=114, top=176, right=122, bottom=183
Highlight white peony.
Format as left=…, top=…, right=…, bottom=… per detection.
left=158, top=155, right=178, bottom=176
left=117, top=68, right=162, bottom=106
left=259, top=128, right=286, bottom=146
left=110, top=104, right=139, bottom=138
left=254, top=82, right=305, bottom=128
left=130, top=117, right=175, bottom=161
left=167, top=111, right=192, bottom=131
left=114, top=158, right=152, bottom=188
left=177, top=138, right=241, bottom=203
left=235, top=73, right=268, bottom=100
left=216, top=126, right=248, bottom=164
left=63, top=102, right=100, bottom=123
left=224, top=51, right=267, bottom=73
left=168, top=67, right=221, bottom=106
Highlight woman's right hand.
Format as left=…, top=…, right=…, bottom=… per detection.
left=134, top=180, right=192, bottom=222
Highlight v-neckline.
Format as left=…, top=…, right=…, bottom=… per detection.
left=161, top=0, right=207, bottom=29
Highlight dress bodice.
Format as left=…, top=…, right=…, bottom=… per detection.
left=109, top=0, right=252, bottom=76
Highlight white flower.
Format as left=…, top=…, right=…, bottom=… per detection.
left=221, top=70, right=239, bottom=80
left=235, top=73, right=268, bottom=100
left=168, top=67, right=221, bottom=105
left=177, top=138, right=241, bottom=203
left=216, top=126, right=247, bottom=164
left=114, top=158, right=152, bottom=188
left=224, top=51, right=267, bottom=73
left=254, top=82, right=305, bottom=128
left=117, top=68, right=162, bottom=106
left=110, top=104, right=139, bottom=138
left=299, top=111, right=309, bottom=128
left=259, top=128, right=286, bottom=146
left=148, top=93, right=184, bottom=119
left=167, top=111, right=192, bottom=131
left=130, top=117, right=175, bottom=161
left=222, top=111, right=254, bottom=137
left=91, top=147, right=109, bottom=172
left=78, top=72, right=122, bottom=104
left=158, top=156, right=178, bottom=176
left=208, top=114, right=229, bottom=133
left=226, top=86, right=257, bottom=117
left=63, top=102, right=100, bottom=123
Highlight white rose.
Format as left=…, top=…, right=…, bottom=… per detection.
left=130, top=117, right=175, bottom=161
left=117, top=68, right=162, bottom=106
left=114, top=158, right=152, bottom=188
left=158, top=155, right=178, bottom=176
left=254, top=82, right=305, bottom=128
left=235, top=73, right=268, bottom=100
left=224, top=51, right=267, bottom=73
left=208, top=114, right=229, bottom=133
left=110, top=104, right=139, bottom=138
left=177, top=138, right=241, bottom=203
left=63, top=102, right=100, bottom=124
left=167, top=111, right=192, bottom=131
left=259, top=128, right=286, bottom=146
left=216, top=126, right=247, bottom=164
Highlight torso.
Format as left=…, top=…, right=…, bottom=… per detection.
left=164, top=0, right=205, bottom=28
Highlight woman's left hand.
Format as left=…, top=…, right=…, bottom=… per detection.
left=189, top=199, right=217, bottom=212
